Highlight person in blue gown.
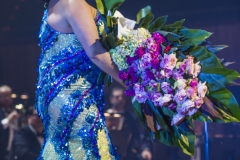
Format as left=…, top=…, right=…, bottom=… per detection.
left=36, top=0, right=123, bottom=159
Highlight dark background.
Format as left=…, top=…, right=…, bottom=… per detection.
left=0, top=0, right=240, bottom=159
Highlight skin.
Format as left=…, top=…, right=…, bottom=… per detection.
left=47, top=0, right=122, bottom=85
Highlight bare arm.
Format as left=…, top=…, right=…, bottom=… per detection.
left=64, top=0, right=122, bottom=85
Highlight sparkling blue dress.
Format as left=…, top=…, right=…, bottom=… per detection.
left=36, top=9, right=118, bottom=160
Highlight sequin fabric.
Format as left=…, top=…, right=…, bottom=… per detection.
left=36, top=9, right=118, bottom=160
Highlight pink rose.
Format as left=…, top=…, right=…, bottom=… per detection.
left=164, top=45, right=171, bottom=53
left=194, top=96, right=204, bottom=108
left=186, top=87, right=197, bottom=99
left=160, top=53, right=177, bottom=70
left=171, top=113, right=185, bottom=126
left=185, top=55, right=194, bottom=75
left=173, top=89, right=187, bottom=104
left=174, top=79, right=187, bottom=90
left=193, top=62, right=201, bottom=78
left=197, top=81, right=208, bottom=98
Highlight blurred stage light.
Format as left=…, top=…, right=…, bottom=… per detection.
left=113, top=114, right=121, bottom=118
left=11, top=93, right=17, bottom=98
left=15, top=104, right=23, bottom=110
left=104, top=113, right=111, bottom=117
left=20, top=94, right=28, bottom=99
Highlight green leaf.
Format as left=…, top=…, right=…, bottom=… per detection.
left=106, top=33, right=118, bottom=49
left=132, top=100, right=146, bottom=126
left=107, top=75, right=112, bottom=87
left=106, top=0, right=125, bottom=15
left=97, top=71, right=106, bottom=85
left=210, top=88, right=240, bottom=121
left=191, top=111, right=213, bottom=122
left=206, top=45, right=228, bottom=54
left=147, top=100, right=169, bottom=132
left=215, top=107, right=239, bottom=122
left=96, top=0, right=107, bottom=15
left=148, top=16, right=168, bottom=32
left=188, top=46, right=223, bottom=69
left=139, top=12, right=154, bottom=28
left=179, top=28, right=212, bottom=47
left=136, top=6, right=152, bottom=24
left=166, top=32, right=182, bottom=42
left=199, top=68, right=240, bottom=92
left=162, top=19, right=185, bottom=32
left=155, top=120, right=195, bottom=156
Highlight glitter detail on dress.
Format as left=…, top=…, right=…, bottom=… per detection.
left=36, top=9, right=118, bottom=160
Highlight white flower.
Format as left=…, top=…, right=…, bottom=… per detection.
left=156, top=94, right=172, bottom=106
left=193, top=61, right=201, bottom=78
left=174, top=79, right=187, bottom=90
left=197, top=81, right=208, bottom=98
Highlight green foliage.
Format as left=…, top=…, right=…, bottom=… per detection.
left=96, top=0, right=125, bottom=15
left=148, top=16, right=168, bottom=32
left=136, top=6, right=152, bottom=24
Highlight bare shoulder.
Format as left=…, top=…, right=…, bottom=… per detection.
left=63, top=0, right=96, bottom=18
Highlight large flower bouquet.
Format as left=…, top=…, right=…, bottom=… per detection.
left=96, top=0, right=240, bottom=156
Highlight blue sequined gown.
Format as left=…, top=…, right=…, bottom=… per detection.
left=36, top=9, right=118, bottom=160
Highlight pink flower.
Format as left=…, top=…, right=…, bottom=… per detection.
left=157, top=94, right=172, bottom=106
left=171, top=114, right=185, bottom=126
left=185, top=56, right=195, bottom=75
left=161, top=82, right=173, bottom=94
left=164, top=45, right=171, bottom=53
left=189, top=78, right=198, bottom=88
left=194, top=96, right=204, bottom=108
left=119, top=71, right=129, bottom=80
left=193, top=62, right=201, bottom=78
left=173, top=89, right=187, bottom=104
left=197, top=81, right=208, bottom=98
left=174, top=79, right=187, bottom=90
left=160, top=53, right=177, bottom=70
left=186, top=87, right=197, bottom=99
left=135, top=47, right=145, bottom=58
left=152, top=32, right=165, bottom=44
left=136, top=91, right=148, bottom=103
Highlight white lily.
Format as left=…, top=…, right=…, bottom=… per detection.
left=113, top=11, right=136, bottom=38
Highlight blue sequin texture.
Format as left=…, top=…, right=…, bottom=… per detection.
left=35, top=9, right=118, bottom=160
